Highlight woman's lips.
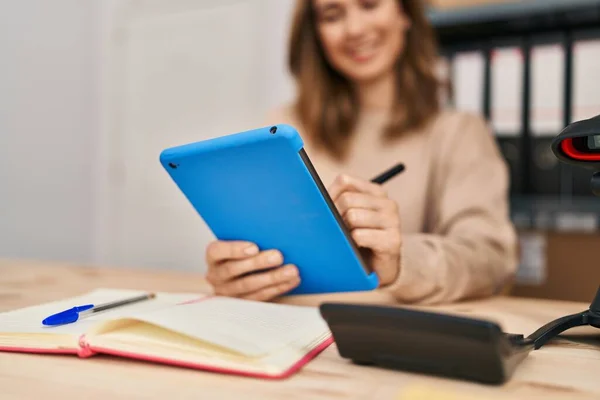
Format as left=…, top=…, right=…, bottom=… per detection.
left=347, top=44, right=379, bottom=63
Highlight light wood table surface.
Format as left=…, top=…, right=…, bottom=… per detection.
left=1, top=259, right=599, bottom=400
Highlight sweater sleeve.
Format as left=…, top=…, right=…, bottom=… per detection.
left=383, top=112, right=519, bottom=304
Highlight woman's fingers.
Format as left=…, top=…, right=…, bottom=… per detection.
left=215, top=264, right=299, bottom=297
left=351, top=228, right=402, bottom=254
left=335, top=191, right=382, bottom=213
left=334, top=191, right=398, bottom=217
left=211, top=249, right=284, bottom=283
left=328, top=174, right=387, bottom=201
left=351, top=228, right=401, bottom=285
left=205, top=240, right=259, bottom=265
left=342, top=208, right=399, bottom=229
left=241, top=276, right=301, bottom=301
left=333, top=191, right=399, bottom=230
left=206, top=241, right=300, bottom=299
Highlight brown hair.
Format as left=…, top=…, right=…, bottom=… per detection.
left=288, top=0, right=443, bottom=160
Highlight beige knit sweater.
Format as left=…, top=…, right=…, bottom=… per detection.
left=265, top=106, right=519, bottom=305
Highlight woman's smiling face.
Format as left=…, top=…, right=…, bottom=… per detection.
left=313, top=0, right=411, bottom=84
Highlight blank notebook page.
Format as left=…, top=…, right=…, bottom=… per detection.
left=116, top=297, right=330, bottom=358
left=0, top=288, right=201, bottom=336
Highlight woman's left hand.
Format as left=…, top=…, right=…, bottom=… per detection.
left=328, top=174, right=402, bottom=286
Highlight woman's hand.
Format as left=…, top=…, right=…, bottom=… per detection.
left=328, top=174, right=402, bottom=286
left=205, top=241, right=300, bottom=301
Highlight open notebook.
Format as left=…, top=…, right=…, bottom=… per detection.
left=0, top=288, right=333, bottom=379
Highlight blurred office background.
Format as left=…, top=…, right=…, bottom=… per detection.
left=1, top=0, right=599, bottom=302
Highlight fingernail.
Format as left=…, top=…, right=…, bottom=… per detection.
left=244, top=245, right=258, bottom=255
left=269, top=252, right=282, bottom=264
left=283, top=266, right=298, bottom=278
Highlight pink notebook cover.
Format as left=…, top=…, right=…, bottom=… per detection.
left=0, top=334, right=334, bottom=379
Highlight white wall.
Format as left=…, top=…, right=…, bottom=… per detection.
left=0, top=0, right=97, bottom=263
left=93, top=0, right=296, bottom=272
left=0, top=0, right=296, bottom=270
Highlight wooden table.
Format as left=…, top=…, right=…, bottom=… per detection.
left=1, top=259, right=599, bottom=400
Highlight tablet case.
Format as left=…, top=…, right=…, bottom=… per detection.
left=159, top=124, right=379, bottom=295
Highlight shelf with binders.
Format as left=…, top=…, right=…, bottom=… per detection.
left=429, top=1, right=600, bottom=304
left=434, top=10, right=600, bottom=232
left=429, top=0, right=600, bottom=302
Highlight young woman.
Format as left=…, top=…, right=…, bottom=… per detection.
left=204, top=0, right=518, bottom=304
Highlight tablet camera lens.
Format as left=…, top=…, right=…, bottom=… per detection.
left=270, top=126, right=277, bottom=134
left=168, top=162, right=178, bottom=169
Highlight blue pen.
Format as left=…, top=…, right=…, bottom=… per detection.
left=42, top=292, right=156, bottom=326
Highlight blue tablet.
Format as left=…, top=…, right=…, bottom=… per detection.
left=159, top=124, right=379, bottom=295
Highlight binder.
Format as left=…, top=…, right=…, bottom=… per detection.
left=572, top=37, right=600, bottom=123
left=450, top=50, right=484, bottom=115
left=528, top=39, right=565, bottom=195
left=490, top=45, right=524, bottom=195
left=530, top=43, right=565, bottom=135
left=490, top=46, right=523, bottom=134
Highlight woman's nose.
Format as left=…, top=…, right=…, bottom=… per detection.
left=344, top=9, right=367, bottom=38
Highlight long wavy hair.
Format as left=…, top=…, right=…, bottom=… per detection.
left=288, top=0, right=443, bottom=160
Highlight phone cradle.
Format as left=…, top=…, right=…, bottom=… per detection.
left=526, top=285, right=600, bottom=349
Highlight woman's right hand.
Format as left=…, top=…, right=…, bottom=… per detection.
left=205, top=240, right=300, bottom=301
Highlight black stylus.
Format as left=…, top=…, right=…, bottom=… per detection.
left=370, top=163, right=405, bottom=184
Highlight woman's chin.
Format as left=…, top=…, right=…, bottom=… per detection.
left=337, top=56, right=394, bottom=84
left=344, top=67, right=391, bottom=84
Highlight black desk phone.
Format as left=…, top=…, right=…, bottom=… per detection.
left=319, top=286, right=600, bottom=385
